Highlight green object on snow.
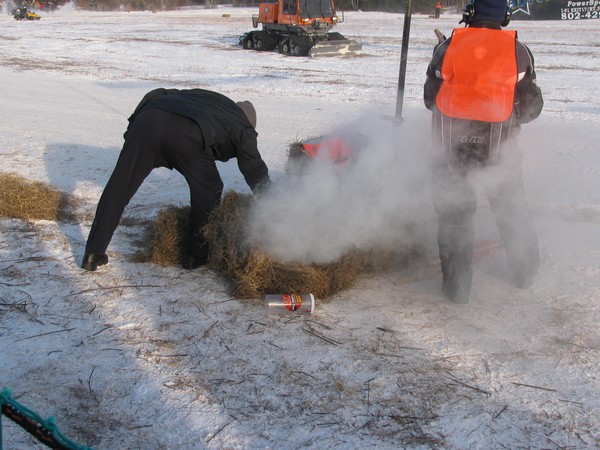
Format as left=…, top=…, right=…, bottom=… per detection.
left=0, top=387, right=93, bottom=450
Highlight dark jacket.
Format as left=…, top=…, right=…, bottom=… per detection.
left=424, top=22, right=543, bottom=163
left=128, top=88, right=269, bottom=192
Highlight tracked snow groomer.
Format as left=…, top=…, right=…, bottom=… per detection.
left=239, top=0, right=362, bottom=57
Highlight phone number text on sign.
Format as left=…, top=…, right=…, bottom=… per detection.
left=561, top=0, right=600, bottom=19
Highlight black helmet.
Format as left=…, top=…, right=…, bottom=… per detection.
left=460, top=0, right=512, bottom=27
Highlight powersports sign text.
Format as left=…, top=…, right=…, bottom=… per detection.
left=510, top=0, right=600, bottom=20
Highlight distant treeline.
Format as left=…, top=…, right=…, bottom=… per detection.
left=62, top=0, right=464, bottom=14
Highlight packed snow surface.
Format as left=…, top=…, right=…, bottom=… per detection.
left=1, top=5, right=599, bottom=449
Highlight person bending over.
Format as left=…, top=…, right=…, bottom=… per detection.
left=81, top=88, right=270, bottom=271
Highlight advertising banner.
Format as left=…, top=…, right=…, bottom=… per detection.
left=510, top=0, right=600, bottom=20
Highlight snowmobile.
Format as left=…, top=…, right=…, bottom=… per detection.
left=239, top=0, right=361, bottom=57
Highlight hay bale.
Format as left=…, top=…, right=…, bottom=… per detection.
left=234, top=250, right=331, bottom=300
left=227, top=235, right=401, bottom=300
left=146, top=205, right=190, bottom=267
left=0, top=173, right=77, bottom=222
left=143, top=191, right=412, bottom=301
left=203, top=191, right=254, bottom=275
left=143, top=193, right=253, bottom=269
left=142, top=137, right=425, bottom=300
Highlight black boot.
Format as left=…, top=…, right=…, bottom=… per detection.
left=183, top=233, right=209, bottom=270
left=442, top=267, right=473, bottom=304
left=510, top=258, right=538, bottom=289
left=81, top=251, right=108, bottom=271
left=487, top=173, right=539, bottom=290
left=438, top=221, right=475, bottom=304
left=182, top=254, right=208, bottom=270
left=496, top=217, right=539, bottom=289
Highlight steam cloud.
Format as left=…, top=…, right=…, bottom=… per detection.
left=248, top=109, right=436, bottom=265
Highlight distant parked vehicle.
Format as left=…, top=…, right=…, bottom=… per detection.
left=12, top=6, right=41, bottom=20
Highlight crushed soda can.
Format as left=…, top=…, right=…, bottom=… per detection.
left=264, top=293, right=315, bottom=314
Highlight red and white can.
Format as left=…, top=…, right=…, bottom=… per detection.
left=264, top=293, right=315, bottom=314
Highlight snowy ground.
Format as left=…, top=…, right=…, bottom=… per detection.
left=1, top=5, right=599, bottom=449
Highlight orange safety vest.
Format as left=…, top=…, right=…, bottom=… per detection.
left=436, top=28, right=518, bottom=123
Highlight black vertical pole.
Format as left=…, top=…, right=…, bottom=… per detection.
left=395, top=0, right=413, bottom=120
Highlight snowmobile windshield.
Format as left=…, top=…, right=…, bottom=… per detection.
left=299, top=0, right=334, bottom=19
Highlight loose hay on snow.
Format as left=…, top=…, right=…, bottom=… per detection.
left=144, top=205, right=191, bottom=267
left=145, top=191, right=412, bottom=301
left=0, top=173, right=77, bottom=222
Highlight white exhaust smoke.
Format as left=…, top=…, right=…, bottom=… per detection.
left=248, top=109, right=436, bottom=265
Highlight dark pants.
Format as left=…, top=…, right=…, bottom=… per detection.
left=431, top=155, right=539, bottom=300
left=85, top=109, right=223, bottom=259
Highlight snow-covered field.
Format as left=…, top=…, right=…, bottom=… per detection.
left=1, top=5, right=599, bottom=449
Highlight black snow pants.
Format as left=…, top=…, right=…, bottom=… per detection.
left=431, top=155, right=539, bottom=302
left=85, top=109, right=223, bottom=260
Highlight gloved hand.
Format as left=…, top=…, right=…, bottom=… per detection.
left=252, top=177, right=271, bottom=197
